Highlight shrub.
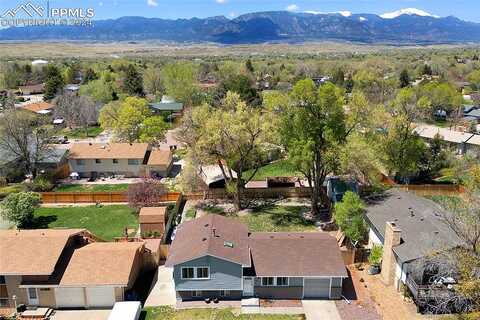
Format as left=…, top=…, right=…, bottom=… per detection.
left=369, top=245, right=383, bottom=266
left=127, top=179, right=166, bottom=210
left=0, top=176, right=7, bottom=187
left=26, top=176, right=54, bottom=192
left=0, top=192, right=41, bottom=228
left=334, top=191, right=367, bottom=245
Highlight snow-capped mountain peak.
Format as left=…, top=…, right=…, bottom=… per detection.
left=380, top=8, right=439, bottom=19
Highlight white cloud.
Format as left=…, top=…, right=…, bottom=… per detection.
left=286, top=4, right=299, bottom=12
left=216, top=0, right=227, bottom=4
left=147, top=0, right=158, bottom=7
left=229, top=12, right=237, bottom=18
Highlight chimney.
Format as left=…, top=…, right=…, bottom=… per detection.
left=380, top=221, right=402, bottom=286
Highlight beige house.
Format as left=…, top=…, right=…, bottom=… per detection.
left=0, top=229, right=145, bottom=309
left=68, top=143, right=173, bottom=179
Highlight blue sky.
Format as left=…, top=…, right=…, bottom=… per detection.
left=1, top=0, right=479, bottom=22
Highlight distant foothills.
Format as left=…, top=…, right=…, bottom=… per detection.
left=1, top=8, right=480, bottom=44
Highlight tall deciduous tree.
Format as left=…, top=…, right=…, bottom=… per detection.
left=178, top=92, right=275, bottom=210
left=54, top=93, right=98, bottom=135
left=143, top=68, right=163, bottom=96
left=0, top=109, right=53, bottom=176
left=162, top=63, right=198, bottom=105
left=279, top=80, right=347, bottom=215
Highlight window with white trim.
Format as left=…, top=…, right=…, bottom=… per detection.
left=196, top=267, right=209, bottom=279
left=261, top=277, right=274, bottom=286
left=276, top=277, right=289, bottom=286
left=181, top=267, right=195, bottom=279
left=192, top=290, right=201, bottom=297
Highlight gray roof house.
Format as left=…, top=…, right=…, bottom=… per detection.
left=364, top=189, right=463, bottom=290
left=166, top=215, right=347, bottom=301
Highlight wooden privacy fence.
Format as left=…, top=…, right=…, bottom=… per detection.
left=393, top=184, right=465, bottom=197
left=40, top=191, right=181, bottom=204
left=185, top=187, right=312, bottom=200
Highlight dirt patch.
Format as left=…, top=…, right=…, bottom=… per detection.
left=260, top=299, right=303, bottom=308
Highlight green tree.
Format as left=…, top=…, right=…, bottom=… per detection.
left=420, top=82, right=462, bottom=114
left=139, top=116, right=169, bottom=147
left=83, top=68, right=98, bottom=84
left=178, top=92, right=275, bottom=210
left=467, top=70, right=480, bottom=91
left=280, top=80, right=347, bottom=215
left=0, top=192, right=41, bottom=228
left=332, top=69, right=345, bottom=87
left=143, top=68, right=163, bottom=96
left=100, top=97, right=151, bottom=143
left=399, top=69, right=410, bottom=88
left=44, top=65, right=64, bottom=101
left=62, top=66, right=76, bottom=84
left=123, top=65, right=144, bottom=96
left=80, top=79, right=115, bottom=103
left=245, top=59, right=254, bottom=73
left=162, top=63, right=198, bottom=105
left=334, top=191, right=367, bottom=245
left=218, top=74, right=259, bottom=106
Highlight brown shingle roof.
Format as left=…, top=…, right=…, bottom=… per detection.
left=60, top=242, right=143, bottom=286
left=139, top=207, right=167, bottom=224
left=22, top=102, right=54, bottom=113
left=147, top=149, right=172, bottom=166
left=0, top=229, right=85, bottom=276
left=249, top=232, right=348, bottom=277
left=69, top=143, right=149, bottom=160
left=165, top=215, right=251, bottom=267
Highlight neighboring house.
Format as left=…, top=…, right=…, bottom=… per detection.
left=325, top=177, right=358, bottom=203
left=414, top=124, right=479, bottom=155
left=166, top=215, right=347, bottom=301
left=68, top=143, right=173, bottom=178
left=149, top=96, right=184, bottom=120
left=139, top=207, right=167, bottom=236
left=0, top=229, right=145, bottom=309
left=364, top=189, right=463, bottom=290
left=20, top=102, right=54, bottom=115
left=18, top=84, right=45, bottom=95
left=64, top=84, right=80, bottom=94
left=146, top=149, right=173, bottom=178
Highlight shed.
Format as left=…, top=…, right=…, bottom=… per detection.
left=139, top=207, right=168, bottom=236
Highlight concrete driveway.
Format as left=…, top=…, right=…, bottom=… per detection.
left=302, top=300, right=342, bottom=320
left=144, top=266, right=176, bottom=307
left=51, top=310, right=110, bottom=320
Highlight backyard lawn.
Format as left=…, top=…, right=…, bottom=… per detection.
left=142, top=307, right=304, bottom=320
left=201, top=204, right=315, bottom=232
left=0, top=183, right=26, bottom=199
left=62, top=126, right=104, bottom=139
left=33, top=205, right=138, bottom=241
left=55, top=184, right=131, bottom=192
left=244, top=160, right=301, bottom=181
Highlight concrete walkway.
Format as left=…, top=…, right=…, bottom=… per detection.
left=51, top=310, right=110, bottom=320
left=144, top=266, right=176, bottom=307
left=302, top=300, right=342, bottom=320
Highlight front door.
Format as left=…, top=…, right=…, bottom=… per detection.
left=243, top=277, right=254, bottom=297
left=27, top=288, right=39, bottom=305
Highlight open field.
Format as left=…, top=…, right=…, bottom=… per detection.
left=0, top=41, right=473, bottom=59
left=33, top=205, right=138, bottom=240
left=142, top=307, right=305, bottom=320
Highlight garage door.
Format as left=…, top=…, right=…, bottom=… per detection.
left=303, top=278, right=330, bottom=298
left=55, top=288, right=86, bottom=308
left=86, top=287, right=116, bottom=308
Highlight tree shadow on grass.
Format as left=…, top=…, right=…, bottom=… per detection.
left=27, top=215, right=57, bottom=229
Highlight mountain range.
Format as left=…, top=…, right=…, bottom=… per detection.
left=1, top=8, right=480, bottom=44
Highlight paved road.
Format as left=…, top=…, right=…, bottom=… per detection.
left=144, top=266, right=176, bottom=307
left=302, top=300, right=342, bottom=320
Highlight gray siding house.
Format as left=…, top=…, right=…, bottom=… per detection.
left=166, top=215, right=347, bottom=301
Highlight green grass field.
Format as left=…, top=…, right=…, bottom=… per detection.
left=244, top=160, right=301, bottom=181
left=238, top=205, right=315, bottom=232
left=142, top=307, right=304, bottom=320
left=33, top=205, right=138, bottom=241
left=55, top=184, right=130, bottom=192
left=62, top=126, right=104, bottom=139
left=0, top=183, right=26, bottom=199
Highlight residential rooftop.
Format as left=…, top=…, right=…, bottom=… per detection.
left=69, top=143, right=149, bottom=160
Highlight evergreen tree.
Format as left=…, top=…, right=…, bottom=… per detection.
left=344, top=75, right=354, bottom=93
left=83, top=68, right=98, bottom=84
left=43, top=65, right=64, bottom=101
left=123, top=65, right=144, bottom=96
left=332, top=69, right=345, bottom=87
left=245, top=59, right=254, bottom=73
left=422, top=64, right=433, bottom=76
left=399, top=69, right=410, bottom=88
